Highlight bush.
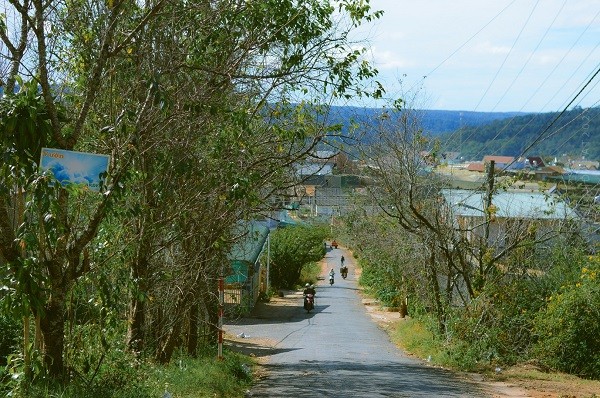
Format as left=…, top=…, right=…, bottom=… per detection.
left=533, top=261, right=600, bottom=379
left=8, top=350, right=253, bottom=398
left=0, top=313, right=21, bottom=366
left=436, top=268, right=561, bottom=372
left=299, top=261, right=321, bottom=286
left=270, top=224, right=328, bottom=288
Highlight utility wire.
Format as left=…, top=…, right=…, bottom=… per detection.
left=501, top=64, right=600, bottom=172
left=472, top=0, right=541, bottom=112
left=468, top=0, right=565, bottom=160
left=489, top=0, right=565, bottom=112
left=408, top=0, right=518, bottom=94
left=442, top=4, right=600, bottom=156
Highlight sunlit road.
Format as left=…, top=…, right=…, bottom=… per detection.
left=225, top=246, right=487, bottom=397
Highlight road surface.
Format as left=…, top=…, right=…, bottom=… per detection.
left=226, top=246, right=488, bottom=397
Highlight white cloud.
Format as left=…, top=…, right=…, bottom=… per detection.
left=352, top=0, right=600, bottom=112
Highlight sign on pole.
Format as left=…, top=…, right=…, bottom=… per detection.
left=39, top=148, right=110, bottom=192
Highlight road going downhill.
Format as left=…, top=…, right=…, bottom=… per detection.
left=225, top=245, right=488, bottom=397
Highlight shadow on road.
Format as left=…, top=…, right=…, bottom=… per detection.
left=226, top=290, right=331, bottom=327
left=224, top=340, right=301, bottom=358
left=251, top=360, right=486, bottom=397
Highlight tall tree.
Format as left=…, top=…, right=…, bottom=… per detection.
left=359, top=102, right=577, bottom=333
left=1, top=0, right=384, bottom=380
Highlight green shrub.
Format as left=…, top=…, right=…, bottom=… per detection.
left=533, top=261, right=600, bottom=379
left=270, top=224, right=328, bottom=288
left=8, top=350, right=253, bottom=398
left=443, top=274, right=553, bottom=369
left=0, top=313, right=21, bottom=366
left=299, top=261, right=321, bottom=286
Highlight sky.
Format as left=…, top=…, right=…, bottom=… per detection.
left=351, top=0, right=600, bottom=113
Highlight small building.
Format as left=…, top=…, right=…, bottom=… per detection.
left=225, top=221, right=270, bottom=314
left=483, top=155, right=515, bottom=168
left=441, top=189, right=578, bottom=251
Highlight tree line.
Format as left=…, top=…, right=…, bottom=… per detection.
left=441, top=106, right=600, bottom=161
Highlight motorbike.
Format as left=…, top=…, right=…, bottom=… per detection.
left=341, top=266, right=348, bottom=279
left=303, top=294, right=315, bottom=313
left=329, top=274, right=334, bottom=285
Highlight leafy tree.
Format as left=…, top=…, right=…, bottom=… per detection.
left=270, top=225, right=327, bottom=288
left=357, top=100, right=578, bottom=336
left=1, top=0, right=384, bottom=382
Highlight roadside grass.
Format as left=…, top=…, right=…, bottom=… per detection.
left=390, top=316, right=600, bottom=397
left=389, top=316, right=442, bottom=364
left=391, top=316, right=511, bottom=372
left=150, top=351, right=253, bottom=398
left=299, top=261, right=321, bottom=286
left=11, top=350, right=254, bottom=398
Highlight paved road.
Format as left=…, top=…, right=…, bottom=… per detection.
left=226, top=246, right=487, bottom=397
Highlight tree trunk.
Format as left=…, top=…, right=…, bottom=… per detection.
left=126, top=255, right=148, bottom=353
left=39, top=290, right=66, bottom=379
left=204, top=276, right=220, bottom=345
left=126, top=293, right=146, bottom=353
left=427, top=249, right=446, bottom=335
left=186, top=302, right=199, bottom=357
left=155, top=296, right=187, bottom=364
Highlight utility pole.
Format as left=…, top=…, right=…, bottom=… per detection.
left=484, top=160, right=495, bottom=245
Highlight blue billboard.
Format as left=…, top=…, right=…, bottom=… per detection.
left=40, top=148, right=110, bottom=192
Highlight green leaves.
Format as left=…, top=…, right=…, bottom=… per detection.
left=0, top=79, right=67, bottom=175
left=269, top=224, right=328, bottom=288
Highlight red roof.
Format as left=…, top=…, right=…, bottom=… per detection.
left=467, top=163, right=485, bottom=172
left=483, top=155, right=514, bottom=164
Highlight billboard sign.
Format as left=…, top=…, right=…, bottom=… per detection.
left=40, top=148, right=110, bottom=192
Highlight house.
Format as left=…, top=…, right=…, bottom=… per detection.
left=225, top=221, right=270, bottom=314
left=466, top=156, right=516, bottom=173
left=466, top=162, right=485, bottom=172
left=441, top=189, right=578, bottom=251
left=483, top=155, right=515, bottom=169
left=522, top=156, right=545, bottom=168
left=565, top=159, right=599, bottom=170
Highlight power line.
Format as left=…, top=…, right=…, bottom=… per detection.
left=408, top=0, right=518, bottom=94
left=472, top=0, right=541, bottom=112
left=501, top=64, right=600, bottom=172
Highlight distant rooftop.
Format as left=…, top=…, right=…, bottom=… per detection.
left=441, top=189, right=577, bottom=220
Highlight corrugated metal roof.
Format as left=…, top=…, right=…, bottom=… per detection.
left=484, top=155, right=514, bottom=164
left=441, top=189, right=578, bottom=220
left=226, top=221, right=269, bottom=284
left=228, top=221, right=269, bottom=263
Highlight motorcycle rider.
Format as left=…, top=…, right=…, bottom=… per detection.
left=329, top=268, right=335, bottom=285
left=303, top=283, right=316, bottom=312
left=303, top=283, right=316, bottom=296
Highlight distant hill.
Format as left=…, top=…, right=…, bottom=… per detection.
left=327, top=106, right=525, bottom=135
left=439, top=107, right=600, bottom=161
left=326, top=106, right=599, bottom=162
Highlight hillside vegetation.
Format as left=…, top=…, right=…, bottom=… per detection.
left=327, top=106, right=599, bottom=162
left=328, top=106, right=525, bottom=135
left=440, top=106, right=600, bottom=161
